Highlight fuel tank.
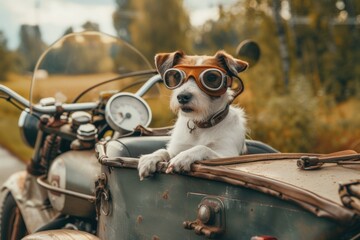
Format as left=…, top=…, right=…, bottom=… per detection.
left=47, top=150, right=100, bottom=217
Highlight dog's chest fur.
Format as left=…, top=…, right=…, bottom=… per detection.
left=167, top=106, right=246, bottom=158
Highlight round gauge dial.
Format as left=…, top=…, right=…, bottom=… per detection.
left=105, top=93, right=152, bottom=132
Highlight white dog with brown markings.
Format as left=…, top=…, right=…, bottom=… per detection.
left=138, top=50, right=248, bottom=180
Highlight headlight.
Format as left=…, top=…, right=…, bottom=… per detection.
left=18, top=110, right=39, bottom=148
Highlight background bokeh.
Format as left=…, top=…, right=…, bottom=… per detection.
left=0, top=0, right=359, bottom=160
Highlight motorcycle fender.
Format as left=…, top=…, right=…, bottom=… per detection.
left=22, top=229, right=100, bottom=240
left=1, top=171, right=59, bottom=233
left=1, top=170, right=27, bottom=194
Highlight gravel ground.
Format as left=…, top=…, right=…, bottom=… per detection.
left=0, top=147, right=25, bottom=186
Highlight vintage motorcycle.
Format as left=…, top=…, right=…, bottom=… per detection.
left=0, top=31, right=359, bottom=240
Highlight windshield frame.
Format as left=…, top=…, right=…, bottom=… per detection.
left=29, top=31, right=154, bottom=111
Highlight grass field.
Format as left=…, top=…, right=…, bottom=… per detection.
left=1, top=72, right=360, bottom=162
left=0, top=74, right=33, bottom=161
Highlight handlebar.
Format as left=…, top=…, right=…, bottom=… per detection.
left=0, top=84, right=99, bottom=113
left=0, top=74, right=162, bottom=114
left=135, top=74, right=162, bottom=97
left=0, top=84, right=31, bottom=108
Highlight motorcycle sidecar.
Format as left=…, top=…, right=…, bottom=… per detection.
left=96, top=136, right=360, bottom=240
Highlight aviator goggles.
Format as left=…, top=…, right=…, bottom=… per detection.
left=163, top=65, right=232, bottom=97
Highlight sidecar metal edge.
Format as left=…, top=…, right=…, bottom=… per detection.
left=1, top=171, right=59, bottom=233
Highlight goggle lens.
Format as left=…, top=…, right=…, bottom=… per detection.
left=200, top=69, right=224, bottom=90
left=163, top=69, right=184, bottom=89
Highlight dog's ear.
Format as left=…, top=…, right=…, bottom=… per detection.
left=214, top=50, right=248, bottom=76
left=154, top=50, right=185, bottom=76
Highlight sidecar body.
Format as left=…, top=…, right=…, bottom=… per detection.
left=94, top=136, right=360, bottom=240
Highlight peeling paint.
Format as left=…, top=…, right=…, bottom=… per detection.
left=136, top=215, right=143, bottom=224
left=162, top=190, right=169, bottom=200
left=152, top=235, right=160, bottom=240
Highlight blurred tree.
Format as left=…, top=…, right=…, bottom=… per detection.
left=194, top=5, right=239, bottom=52
left=199, top=0, right=359, bottom=101
left=63, top=27, right=74, bottom=36
left=113, top=0, right=135, bottom=42
left=41, top=23, right=113, bottom=74
left=0, top=31, right=13, bottom=81
left=272, top=0, right=290, bottom=90
left=82, top=21, right=100, bottom=31
left=113, top=0, right=191, bottom=62
left=17, top=25, right=47, bottom=72
left=195, top=1, right=283, bottom=92
left=290, top=0, right=360, bottom=101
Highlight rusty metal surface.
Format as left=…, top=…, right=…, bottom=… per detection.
left=97, top=138, right=360, bottom=238
left=183, top=197, right=226, bottom=238
left=225, top=159, right=359, bottom=205
left=98, top=154, right=359, bottom=225
left=190, top=164, right=358, bottom=225
left=22, top=229, right=100, bottom=240
left=1, top=171, right=59, bottom=233
left=98, top=166, right=359, bottom=240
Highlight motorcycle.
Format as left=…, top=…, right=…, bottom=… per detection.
left=0, top=31, right=359, bottom=240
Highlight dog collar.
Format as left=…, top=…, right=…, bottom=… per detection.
left=187, top=104, right=229, bottom=133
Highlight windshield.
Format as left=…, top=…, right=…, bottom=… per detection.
left=30, top=31, right=154, bottom=106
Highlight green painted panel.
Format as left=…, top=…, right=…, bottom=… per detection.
left=98, top=166, right=352, bottom=240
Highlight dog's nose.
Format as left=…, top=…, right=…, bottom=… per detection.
left=177, top=92, right=192, bottom=104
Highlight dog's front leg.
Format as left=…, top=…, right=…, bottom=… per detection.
left=138, top=149, right=170, bottom=180
left=166, top=145, right=220, bottom=173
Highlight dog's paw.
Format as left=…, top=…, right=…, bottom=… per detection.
left=166, top=152, right=196, bottom=174
left=138, top=149, right=170, bottom=180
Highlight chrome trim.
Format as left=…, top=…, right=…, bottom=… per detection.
left=0, top=84, right=30, bottom=107
left=18, top=109, right=32, bottom=147
left=37, top=175, right=96, bottom=202
left=18, top=109, right=28, bottom=128
left=33, top=102, right=99, bottom=114
left=0, top=84, right=99, bottom=114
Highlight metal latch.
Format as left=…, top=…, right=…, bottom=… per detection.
left=95, top=173, right=111, bottom=217
left=183, top=197, right=225, bottom=239
left=297, top=153, right=360, bottom=170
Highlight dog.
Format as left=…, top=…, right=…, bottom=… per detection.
left=138, top=50, right=248, bottom=180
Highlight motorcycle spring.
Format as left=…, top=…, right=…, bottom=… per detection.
left=41, top=134, right=61, bottom=169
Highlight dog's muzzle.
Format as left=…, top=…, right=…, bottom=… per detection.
left=177, top=92, right=192, bottom=105
left=163, top=65, right=231, bottom=97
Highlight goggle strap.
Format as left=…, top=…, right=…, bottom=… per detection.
left=229, top=75, right=244, bottom=103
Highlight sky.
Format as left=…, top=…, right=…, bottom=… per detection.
left=0, top=0, right=237, bottom=50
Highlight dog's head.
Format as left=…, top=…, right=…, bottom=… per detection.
left=155, top=51, right=248, bottom=122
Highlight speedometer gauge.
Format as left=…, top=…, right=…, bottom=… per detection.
left=105, top=93, right=152, bottom=132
